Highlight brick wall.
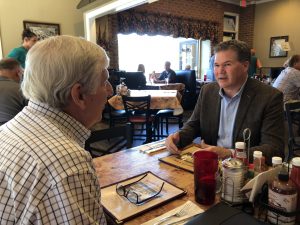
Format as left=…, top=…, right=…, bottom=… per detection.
left=104, top=0, right=255, bottom=69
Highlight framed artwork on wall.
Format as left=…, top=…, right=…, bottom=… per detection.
left=23, top=21, right=60, bottom=40
left=269, top=36, right=289, bottom=58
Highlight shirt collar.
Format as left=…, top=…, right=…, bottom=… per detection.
left=27, top=100, right=91, bottom=146
left=219, top=78, right=248, bottom=99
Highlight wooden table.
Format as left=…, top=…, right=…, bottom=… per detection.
left=93, top=147, right=216, bottom=224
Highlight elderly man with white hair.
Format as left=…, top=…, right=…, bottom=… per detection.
left=0, top=36, right=113, bottom=225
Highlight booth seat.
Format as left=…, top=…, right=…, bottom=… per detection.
left=175, top=70, right=197, bottom=109
left=108, top=70, right=146, bottom=92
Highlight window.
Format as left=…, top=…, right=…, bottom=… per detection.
left=118, top=33, right=209, bottom=79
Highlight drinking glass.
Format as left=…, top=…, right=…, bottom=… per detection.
left=193, top=150, right=218, bottom=205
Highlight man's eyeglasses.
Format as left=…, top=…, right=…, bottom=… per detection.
left=116, top=173, right=165, bottom=205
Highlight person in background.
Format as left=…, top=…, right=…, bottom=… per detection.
left=154, top=61, right=176, bottom=83
left=166, top=40, right=284, bottom=165
left=0, top=35, right=113, bottom=225
left=7, top=29, right=38, bottom=68
left=136, top=63, right=147, bottom=87
left=248, top=48, right=262, bottom=77
left=206, top=54, right=216, bottom=81
left=273, top=55, right=300, bottom=102
left=185, top=65, right=191, bottom=70
left=0, top=58, right=27, bottom=125
left=137, top=64, right=145, bottom=73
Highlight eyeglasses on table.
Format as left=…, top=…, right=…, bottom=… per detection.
left=116, top=173, right=165, bottom=205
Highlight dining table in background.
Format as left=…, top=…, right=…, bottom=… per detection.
left=93, top=146, right=216, bottom=225
left=108, top=90, right=183, bottom=115
left=145, top=82, right=185, bottom=91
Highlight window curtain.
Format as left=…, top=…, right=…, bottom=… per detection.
left=96, top=16, right=111, bottom=51
left=118, top=10, right=219, bottom=43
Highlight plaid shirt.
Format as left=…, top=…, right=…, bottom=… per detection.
left=0, top=101, right=106, bottom=225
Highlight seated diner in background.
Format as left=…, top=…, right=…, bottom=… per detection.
left=154, top=61, right=176, bottom=84
left=272, top=54, right=300, bottom=103
left=0, top=58, right=27, bottom=125
left=166, top=40, right=285, bottom=165
left=0, top=35, right=113, bottom=224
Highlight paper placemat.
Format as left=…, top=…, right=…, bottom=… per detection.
left=159, top=144, right=201, bottom=173
left=101, top=171, right=186, bottom=223
left=141, top=200, right=204, bottom=225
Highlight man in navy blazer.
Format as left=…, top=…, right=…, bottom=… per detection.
left=166, top=40, right=284, bottom=165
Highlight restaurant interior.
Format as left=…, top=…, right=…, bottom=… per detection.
left=1, top=0, right=300, bottom=224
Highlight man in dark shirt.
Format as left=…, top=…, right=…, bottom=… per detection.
left=155, top=61, right=176, bottom=83
left=0, top=58, right=27, bottom=125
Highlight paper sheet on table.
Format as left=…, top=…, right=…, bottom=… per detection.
left=241, top=166, right=281, bottom=202
left=132, top=139, right=166, bottom=154
left=141, top=201, right=203, bottom=225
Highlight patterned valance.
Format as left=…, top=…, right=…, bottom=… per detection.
left=118, top=10, right=219, bottom=43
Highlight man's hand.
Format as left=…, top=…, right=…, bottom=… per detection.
left=165, top=132, right=181, bottom=154
left=200, top=140, right=231, bottom=159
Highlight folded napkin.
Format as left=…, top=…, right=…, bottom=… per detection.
left=141, top=200, right=203, bottom=225
left=241, top=166, right=281, bottom=202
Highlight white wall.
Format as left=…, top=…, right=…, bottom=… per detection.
left=0, top=0, right=84, bottom=56
left=254, top=0, right=300, bottom=67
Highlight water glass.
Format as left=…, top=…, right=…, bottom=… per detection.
left=193, top=150, right=218, bottom=205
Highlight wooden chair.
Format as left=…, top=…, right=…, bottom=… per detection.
left=285, top=101, right=300, bottom=160
left=85, top=123, right=132, bottom=158
left=122, top=95, right=155, bottom=143
left=107, top=103, right=127, bottom=128
left=155, top=86, right=185, bottom=138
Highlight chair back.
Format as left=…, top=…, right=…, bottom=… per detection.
left=122, top=95, right=151, bottom=123
left=175, top=70, right=197, bottom=109
left=285, top=101, right=300, bottom=159
left=85, top=123, right=132, bottom=157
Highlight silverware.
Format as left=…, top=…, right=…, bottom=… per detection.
left=153, top=202, right=192, bottom=225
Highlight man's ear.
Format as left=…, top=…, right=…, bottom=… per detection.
left=70, top=83, right=86, bottom=110
left=243, top=61, right=250, bottom=71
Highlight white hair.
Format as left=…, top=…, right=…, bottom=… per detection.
left=21, top=35, right=109, bottom=108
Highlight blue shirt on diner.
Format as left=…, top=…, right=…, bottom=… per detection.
left=217, top=81, right=246, bottom=148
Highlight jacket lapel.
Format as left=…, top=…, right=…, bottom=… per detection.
left=211, top=86, right=221, bottom=145
left=232, top=79, right=256, bottom=145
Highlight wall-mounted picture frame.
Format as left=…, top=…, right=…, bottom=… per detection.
left=269, top=36, right=289, bottom=58
left=23, top=21, right=60, bottom=40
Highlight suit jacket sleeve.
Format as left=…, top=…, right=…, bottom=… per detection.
left=246, top=87, right=284, bottom=164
